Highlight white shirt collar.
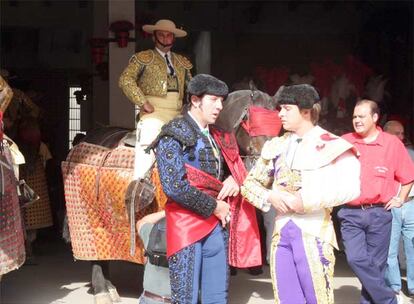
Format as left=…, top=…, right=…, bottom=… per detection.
left=155, top=47, right=171, bottom=60
left=290, top=133, right=300, bottom=143
left=187, top=111, right=209, bottom=133
left=291, top=125, right=318, bottom=143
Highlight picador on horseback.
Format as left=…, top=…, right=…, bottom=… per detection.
left=119, top=19, right=192, bottom=182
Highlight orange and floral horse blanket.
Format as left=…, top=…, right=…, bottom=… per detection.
left=62, top=142, right=166, bottom=264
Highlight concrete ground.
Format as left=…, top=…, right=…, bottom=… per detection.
left=1, top=233, right=413, bottom=304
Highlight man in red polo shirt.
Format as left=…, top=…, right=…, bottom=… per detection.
left=341, top=99, right=414, bottom=304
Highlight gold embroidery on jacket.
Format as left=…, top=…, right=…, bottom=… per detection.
left=119, top=49, right=192, bottom=107
left=167, top=75, right=179, bottom=92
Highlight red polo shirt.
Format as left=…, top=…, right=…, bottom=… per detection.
left=342, top=128, right=414, bottom=206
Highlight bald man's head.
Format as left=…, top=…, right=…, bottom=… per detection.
left=384, top=120, right=404, bottom=141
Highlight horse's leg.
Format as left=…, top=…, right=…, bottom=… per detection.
left=106, top=279, right=121, bottom=302
left=24, top=229, right=37, bottom=265
left=91, top=261, right=112, bottom=304
left=91, top=261, right=121, bottom=302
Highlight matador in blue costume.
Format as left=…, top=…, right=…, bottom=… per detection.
left=149, top=74, right=245, bottom=304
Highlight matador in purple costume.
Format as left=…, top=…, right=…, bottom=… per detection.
left=241, top=84, right=361, bottom=303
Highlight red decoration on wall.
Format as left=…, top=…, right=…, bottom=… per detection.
left=90, top=38, right=107, bottom=65
left=109, top=20, right=134, bottom=48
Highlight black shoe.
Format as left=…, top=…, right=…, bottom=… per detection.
left=230, top=267, right=238, bottom=276
left=248, top=266, right=263, bottom=276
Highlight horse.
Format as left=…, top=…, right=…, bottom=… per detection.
left=61, top=88, right=279, bottom=304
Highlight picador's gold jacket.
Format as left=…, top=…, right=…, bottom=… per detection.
left=119, top=49, right=192, bottom=108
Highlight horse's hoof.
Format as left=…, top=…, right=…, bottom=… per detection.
left=106, top=281, right=121, bottom=302
left=94, top=292, right=113, bottom=304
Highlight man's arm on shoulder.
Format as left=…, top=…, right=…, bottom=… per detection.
left=155, top=136, right=217, bottom=218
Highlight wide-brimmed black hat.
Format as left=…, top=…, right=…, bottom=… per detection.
left=187, top=74, right=229, bottom=99
left=275, top=84, right=320, bottom=109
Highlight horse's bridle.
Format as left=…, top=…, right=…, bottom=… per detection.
left=234, top=90, right=278, bottom=170
left=234, top=91, right=264, bottom=169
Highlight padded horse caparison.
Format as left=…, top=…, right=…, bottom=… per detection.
left=82, top=127, right=130, bottom=148
left=64, top=125, right=162, bottom=263
left=83, top=127, right=156, bottom=256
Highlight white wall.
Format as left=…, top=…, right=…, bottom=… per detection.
left=108, top=0, right=135, bottom=129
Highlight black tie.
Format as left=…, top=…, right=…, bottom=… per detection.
left=165, top=54, right=174, bottom=76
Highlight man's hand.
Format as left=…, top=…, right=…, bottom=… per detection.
left=217, top=176, right=239, bottom=200
left=268, top=191, right=291, bottom=215
left=142, top=101, right=154, bottom=114
left=214, top=200, right=230, bottom=227
left=280, top=191, right=305, bottom=214
left=385, top=196, right=403, bottom=210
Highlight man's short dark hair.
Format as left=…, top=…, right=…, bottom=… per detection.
left=275, top=84, right=320, bottom=109
left=187, top=74, right=228, bottom=106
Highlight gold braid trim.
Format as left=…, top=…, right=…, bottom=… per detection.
left=134, top=49, right=154, bottom=65
left=302, top=234, right=335, bottom=304
left=174, top=53, right=193, bottom=70
left=270, top=233, right=282, bottom=303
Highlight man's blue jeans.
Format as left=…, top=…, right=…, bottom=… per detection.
left=385, top=200, right=414, bottom=294
left=168, top=224, right=229, bottom=304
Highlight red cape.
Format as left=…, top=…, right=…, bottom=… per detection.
left=212, top=128, right=262, bottom=268
left=166, top=164, right=221, bottom=257
left=166, top=129, right=262, bottom=267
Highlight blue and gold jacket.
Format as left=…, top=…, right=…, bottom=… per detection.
left=151, top=113, right=224, bottom=218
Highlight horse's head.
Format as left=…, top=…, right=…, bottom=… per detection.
left=215, top=89, right=281, bottom=169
